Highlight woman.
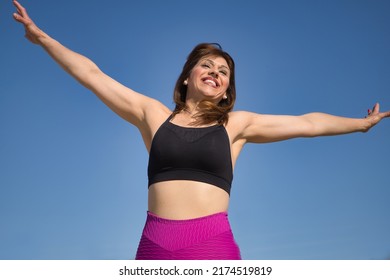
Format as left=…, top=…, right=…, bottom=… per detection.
left=12, top=0, right=390, bottom=260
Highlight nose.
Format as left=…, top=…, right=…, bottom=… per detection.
left=208, top=68, right=218, bottom=78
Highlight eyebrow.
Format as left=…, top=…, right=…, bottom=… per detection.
left=204, top=59, right=230, bottom=71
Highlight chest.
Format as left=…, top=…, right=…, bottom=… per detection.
left=149, top=122, right=232, bottom=173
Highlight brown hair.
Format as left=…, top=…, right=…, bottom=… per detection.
left=172, top=43, right=236, bottom=125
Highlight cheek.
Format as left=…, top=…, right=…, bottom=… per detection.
left=222, top=77, right=230, bottom=91
left=190, top=67, right=203, bottom=79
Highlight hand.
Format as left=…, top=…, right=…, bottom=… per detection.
left=13, top=0, right=45, bottom=44
left=364, top=103, right=390, bottom=132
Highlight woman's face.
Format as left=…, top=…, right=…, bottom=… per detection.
left=186, top=55, right=230, bottom=103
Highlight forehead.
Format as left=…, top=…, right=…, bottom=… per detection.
left=199, top=55, right=230, bottom=69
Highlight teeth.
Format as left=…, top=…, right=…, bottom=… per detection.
left=204, top=79, right=217, bottom=87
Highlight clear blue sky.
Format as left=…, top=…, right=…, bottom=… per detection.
left=1, top=0, right=389, bottom=260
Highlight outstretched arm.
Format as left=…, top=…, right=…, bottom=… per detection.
left=12, top=0, right=160, bottom=127
left=233, top=103, right=390, bottom=144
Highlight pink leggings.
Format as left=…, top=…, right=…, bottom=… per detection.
left=135, top=211, right=241, bottom=260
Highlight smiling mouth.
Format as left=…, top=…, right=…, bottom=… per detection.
left=202, top=77, right=220, bottom=88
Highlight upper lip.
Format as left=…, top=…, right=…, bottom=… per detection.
left=202, top=76, right=220, bottom=88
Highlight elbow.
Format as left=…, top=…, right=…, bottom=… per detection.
left=300, top=117, right=321, bottom=138
left=77, top=67, right=102, bottom=88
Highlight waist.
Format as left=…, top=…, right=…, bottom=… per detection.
left=148, top=181, right=230, bottom=220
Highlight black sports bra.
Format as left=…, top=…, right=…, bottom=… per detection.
left=147, top=115, right=233, bottom=195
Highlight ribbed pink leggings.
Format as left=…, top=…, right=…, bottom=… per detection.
left=135, top=211, right=241, bottom=260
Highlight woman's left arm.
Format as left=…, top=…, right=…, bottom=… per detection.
left=235, top=103, right=390, bottom=144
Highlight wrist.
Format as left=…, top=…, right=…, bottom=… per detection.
left=27, top=25, right=50, bottom=45
left=360, top=118, right=372, bottom=133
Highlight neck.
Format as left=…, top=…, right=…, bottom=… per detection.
left=183, top=101, right=200, bottom=117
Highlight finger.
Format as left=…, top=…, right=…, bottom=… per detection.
left=380, top=110, right=390, bottom=119
left=13, top=0, right=30, bottom=20
left=13, top=12, right=29, bottom=25
left=13, top=0, right=23, bottom=15
left=12, top=1, right=33, bottom=26
left=373, top=102, right=380, bottom=114
left=13, top=12, right=23, bottom=22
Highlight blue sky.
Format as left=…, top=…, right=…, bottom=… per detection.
left=1, top=0, right=389, bottom=260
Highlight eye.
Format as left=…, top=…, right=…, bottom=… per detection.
left=219, top=70, right=228, bottom=76
left=202, top=63, right=211, bottom=68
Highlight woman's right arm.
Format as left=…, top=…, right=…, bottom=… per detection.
left=12, top=0, right=162, bottom=128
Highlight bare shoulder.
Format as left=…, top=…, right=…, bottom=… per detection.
left=143, top=98, right=172, bottom=126
left=225, top=111, right=259, bottom=164
left=229, top=110, right=257, bottom=123
left=227, top=110, right=282, bottom=143
left=226, top=111, right=257, bottom=142
left=228, top=111, right=259, bottom=130
left=138, top=97, right=172, bottom=150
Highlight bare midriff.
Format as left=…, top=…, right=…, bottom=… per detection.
left=148, top=180, right=230, bottom=220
